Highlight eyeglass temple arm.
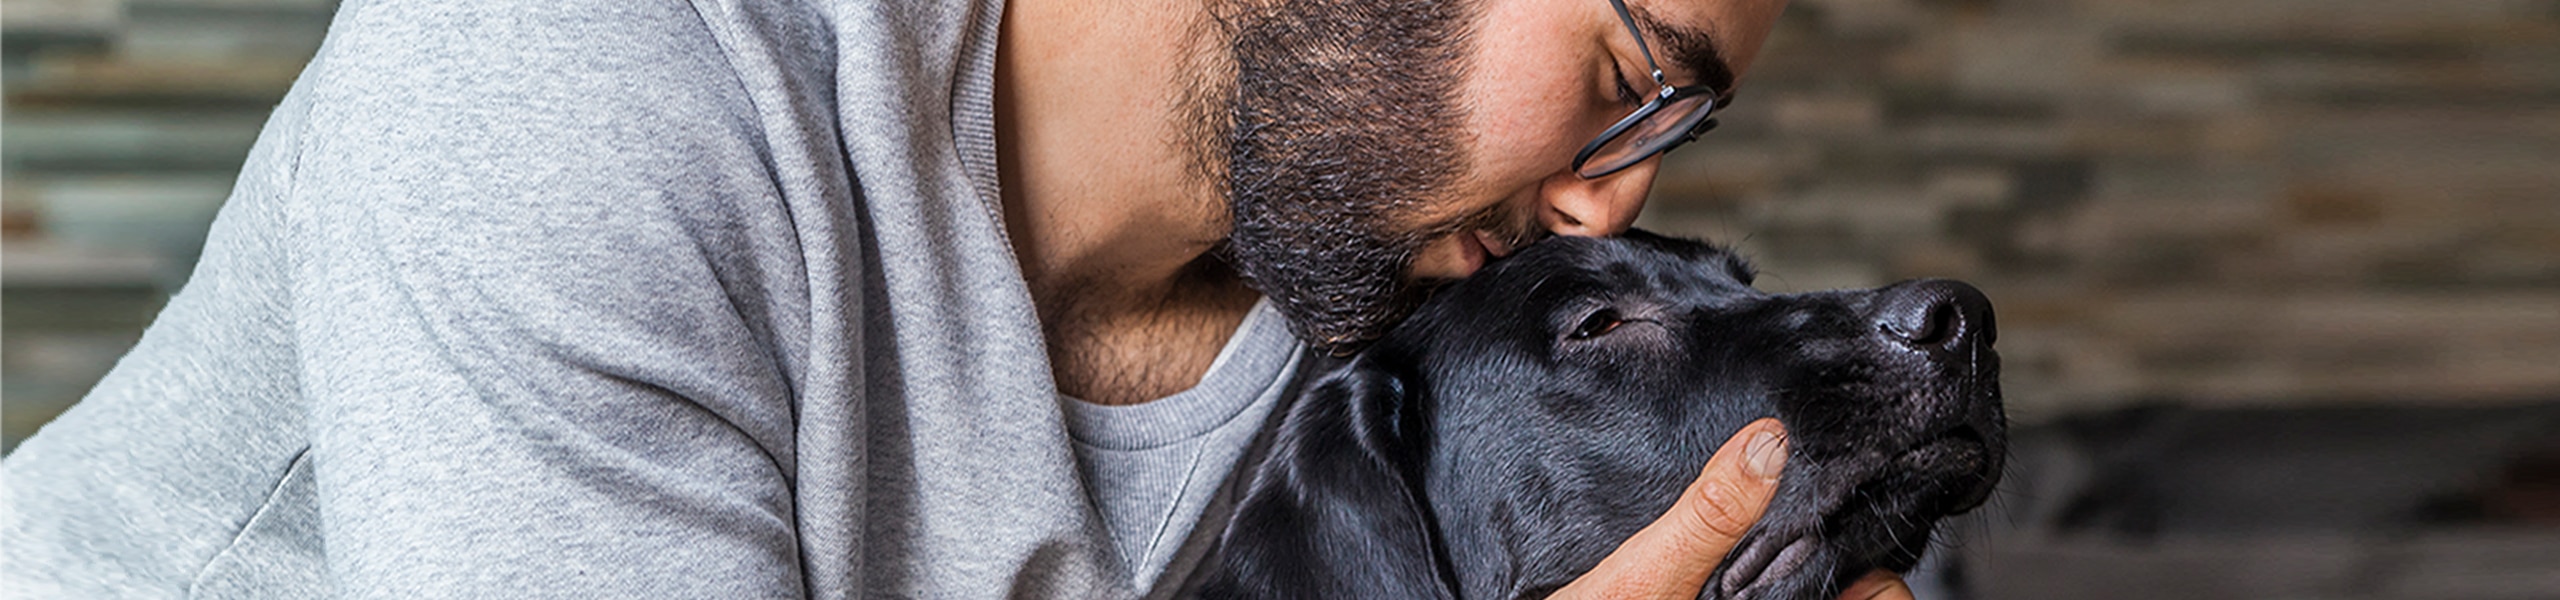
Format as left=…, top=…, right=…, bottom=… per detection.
left=1607, top=0, right=1668, bottom=86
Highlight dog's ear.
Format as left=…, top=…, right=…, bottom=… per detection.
left=1194, top=356, right=1454, bottom=600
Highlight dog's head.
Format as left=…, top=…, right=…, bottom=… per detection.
left=1201, top=232, right=2006, bottom=600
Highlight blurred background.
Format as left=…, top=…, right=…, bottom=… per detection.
left=2, top=0, right=2555, bottom=597
left=1645, top=0, right=2560, bottom=597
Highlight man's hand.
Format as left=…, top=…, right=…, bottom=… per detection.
left=1839, top=571, right=1917, bottom=600
left=1548, top=419, right=1916, bottom=600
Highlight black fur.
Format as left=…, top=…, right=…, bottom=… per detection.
left=1196, top=231, right=2007, bottom=600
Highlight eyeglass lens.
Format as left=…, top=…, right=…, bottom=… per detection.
left=1576, top=92, right=1717, bottom=178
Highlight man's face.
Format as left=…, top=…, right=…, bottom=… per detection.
left=1205, top=0, right=1790, bottom=349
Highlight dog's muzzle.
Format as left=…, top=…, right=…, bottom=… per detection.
left=1871, top=278, right=2005, bottom=513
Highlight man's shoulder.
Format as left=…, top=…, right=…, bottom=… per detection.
left=260, top=1, right=853, bottom=331
left=307, top=0, right=763, bottom=135
left=282, top=0, right=812, bottom=225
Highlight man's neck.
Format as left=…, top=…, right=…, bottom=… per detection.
left=996, top=0, right=1262, bottom=405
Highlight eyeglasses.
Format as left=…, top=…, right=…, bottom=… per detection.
left=1572, top=0, right=1727, bottom=179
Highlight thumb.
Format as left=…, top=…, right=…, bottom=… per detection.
left=1552, top=418, right=1791, bottom=599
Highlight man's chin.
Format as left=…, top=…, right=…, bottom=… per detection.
left=1237, top=270, right=1421, bottom=353
left=1264, top=293, right=1411, bottom=353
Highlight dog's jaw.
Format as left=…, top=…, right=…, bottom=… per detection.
left=1700, top=352, right=2006, bottom=600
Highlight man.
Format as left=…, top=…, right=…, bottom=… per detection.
left=2, top=0, right=1908, bottom=597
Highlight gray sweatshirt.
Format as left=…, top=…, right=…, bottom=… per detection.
left=0, top=0, right=1297, bottom=597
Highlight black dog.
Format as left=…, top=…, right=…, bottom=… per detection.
left=1193, top=232, right=2005, bottom=600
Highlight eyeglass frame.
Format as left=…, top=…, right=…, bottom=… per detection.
left=1571, top=0, right=1728, bottom=179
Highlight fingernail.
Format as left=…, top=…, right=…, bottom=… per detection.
left=1746, top=429, right=1788, bottom=481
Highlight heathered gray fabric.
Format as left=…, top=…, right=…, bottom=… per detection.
left=0, top=0, right=1296, bottom=597
left=1061, top=299, right=1302, bottom=591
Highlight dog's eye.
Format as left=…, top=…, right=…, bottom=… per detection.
left=1569, top=309, right=1625, bottom=340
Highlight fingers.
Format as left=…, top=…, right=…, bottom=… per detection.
left=1550, top=418, right=1790, bottom=599
left=1838, top=570, right=1915, bottom=600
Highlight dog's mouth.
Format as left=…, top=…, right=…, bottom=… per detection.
left=1709, top=370, right=2005, bottom=598
left=1907, top=424, right=2001, bottom=511
left=1712, top=530, right=1828, bottom=599
left=1711, top=428, right=2003, bottom=598
left=1878, top=353, right=2007, bottom=513
left=1826, top=398, right=2007, bottom=570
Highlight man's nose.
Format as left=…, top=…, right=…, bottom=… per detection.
left=1536, top=158, right=1659, bottom=237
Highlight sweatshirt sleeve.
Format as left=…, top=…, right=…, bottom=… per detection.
left=283, top=0, right=815, bottom=596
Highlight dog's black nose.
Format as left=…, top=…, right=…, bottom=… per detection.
left=1873, top=279, right=1995, bottom=355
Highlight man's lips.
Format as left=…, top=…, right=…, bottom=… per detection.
left=1448, top=232, right=1489, bottom=278
left=1417, top=229, right=1526, bottom=282
left=1474, top=230, right=1517, bottom=259
left=1448, top=230, right=1514, bottom=279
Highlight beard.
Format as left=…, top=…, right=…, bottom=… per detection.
left=1189, top=0, right=1482, bottom=352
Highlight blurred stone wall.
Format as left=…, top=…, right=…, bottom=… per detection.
left=1642, top=0, right=2560, bottom=421
left=3, top=0, right=338, bottom=450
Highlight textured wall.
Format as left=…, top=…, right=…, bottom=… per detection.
left=1640, top=5, right=2560, bottom=595
left=4, top=0, right=341, bottom=451
left=1640, top=0, right=2560, bottom=420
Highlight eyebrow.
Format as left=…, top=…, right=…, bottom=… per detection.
left=1628, top=6, right=1737, bottom=95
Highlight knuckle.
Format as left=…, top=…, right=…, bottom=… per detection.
left=1683, top=479, right=1763, bottom=540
